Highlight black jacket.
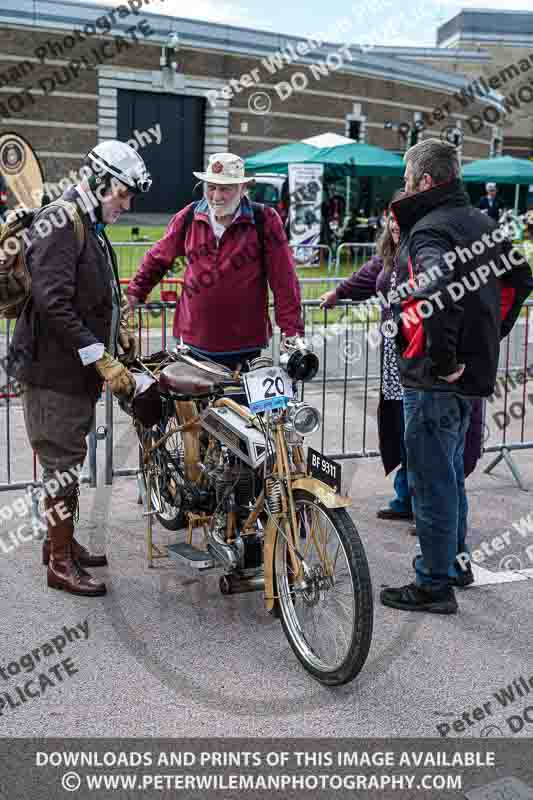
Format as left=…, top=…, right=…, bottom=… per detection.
left=479, top=195, right=504, bottom=221
left=390, top=179, right=531, bottom=398
left=9, top=187, right=120, bottom=401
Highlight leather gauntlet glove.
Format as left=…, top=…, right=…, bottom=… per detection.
left=118, top=296, right=138, bottom=364
left=118, top=325, right=138, bottom=365
left=95, top=352, right=135, bottom=399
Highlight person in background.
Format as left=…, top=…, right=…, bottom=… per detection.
left=479, top=182, right=504, bottom=221
left=382, top=139, right=531, bottom=614
left=320, top=191, right=483, bottom=528
left=127, top=152, right=304, bottom=371
left=525, top=207, right=533, bottom=240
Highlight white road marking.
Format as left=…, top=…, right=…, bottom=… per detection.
left=470, top=564, right=529, bottom=585
left=516, top=568, right=533, bottom=579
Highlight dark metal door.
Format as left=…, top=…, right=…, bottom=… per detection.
left=117, top=89, right=205, bottom=213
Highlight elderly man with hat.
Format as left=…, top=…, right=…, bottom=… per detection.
left=479, top=182, right=504, bottom=221
left=127, top=153, right=304, bottom=369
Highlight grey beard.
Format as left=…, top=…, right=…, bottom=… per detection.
left=206, top=195, right=241, bottom=218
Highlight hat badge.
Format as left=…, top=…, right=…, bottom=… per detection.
left=211, top=161, right=224, bottom=174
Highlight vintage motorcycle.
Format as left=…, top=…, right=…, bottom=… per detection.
left=126, top=340, right=373, bottom=686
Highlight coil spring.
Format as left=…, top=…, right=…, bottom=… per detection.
left=266, top=478, right=283, bottom=514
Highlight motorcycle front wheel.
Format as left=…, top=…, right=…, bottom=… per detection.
left=274, top=489, right=373, bottom=686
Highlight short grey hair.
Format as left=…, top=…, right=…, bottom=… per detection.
left=404, top=138, right=461, bottom=185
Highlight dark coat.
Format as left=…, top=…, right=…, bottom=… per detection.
left=479, top=195, right=504, bottom=221
left=391, top=179, right=531, bottom=396
left=9, top=187, right=119, bottom=402
left=335, top=255, right=484, bottom=478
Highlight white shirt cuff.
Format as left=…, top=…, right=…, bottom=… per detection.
left=78, top=343, right=105, bottom=366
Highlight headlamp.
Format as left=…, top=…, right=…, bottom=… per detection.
left=279, top=337, right=319, bottom=383
left=285, top=402, right=321, bottom=436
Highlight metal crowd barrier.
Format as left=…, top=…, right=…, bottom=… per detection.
left=113, top=241, right=334, bottom=283
left=335, top=242, right=377, bottom=276
left=289, top=244, right=332, bottom=272
left=2, top=290, right=532, bottom=494
left=482, top=300, right=533, bottom=490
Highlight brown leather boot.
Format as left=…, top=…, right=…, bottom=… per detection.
left=42, top=494, right=108, bottom=567
left=46, top=503, right=106, bottom=597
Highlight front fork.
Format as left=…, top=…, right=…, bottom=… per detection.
left=261, top=434, right=352, bottom=611
left=260, top=429, right=310, bottom=611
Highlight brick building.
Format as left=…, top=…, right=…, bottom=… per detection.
left=0, top=0, right=513, bottom=212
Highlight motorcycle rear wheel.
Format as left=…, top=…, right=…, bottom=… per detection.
left=274, top=489, right=373, bottom=685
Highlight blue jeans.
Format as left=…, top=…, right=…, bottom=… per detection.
left=389, top=404, right=411, bottom=513
left=403, top=389, right=472, bottom=592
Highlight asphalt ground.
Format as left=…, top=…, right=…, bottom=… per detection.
left=1, top=378, right=532, bottom=740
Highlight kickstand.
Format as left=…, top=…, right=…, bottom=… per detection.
left=484, top=447, right=528, bottom=491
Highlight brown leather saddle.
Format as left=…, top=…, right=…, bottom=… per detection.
left=159, top=361, right=225, bottom=396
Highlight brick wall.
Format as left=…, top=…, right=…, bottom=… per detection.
left=0, top=24, right=495, bottom=191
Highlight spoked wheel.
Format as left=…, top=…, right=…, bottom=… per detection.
left=139, top=417, right=186, bottom=531
left=274, top=489, right=373, bottom=685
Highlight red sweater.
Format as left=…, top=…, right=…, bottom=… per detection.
left=128, top=198, right=304, bottom=353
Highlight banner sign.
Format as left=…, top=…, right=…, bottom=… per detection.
left=1, top=738, right=533, bottom=798
left=0, top=131, right=44, bottom=210
left=288, top=162, right=324, bottom=264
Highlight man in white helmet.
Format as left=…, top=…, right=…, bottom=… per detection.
left=9, top=140, right=152, bottom=598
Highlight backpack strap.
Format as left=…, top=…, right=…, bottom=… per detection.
left=181, top=200, right=267, bottom=274
left=33, top=199, right=86, bottom=257
left=51, top=199, right=86, bottom=256
left=182, top=201, right=199, bottom=240
left=251, top=202, right=266, bottom=276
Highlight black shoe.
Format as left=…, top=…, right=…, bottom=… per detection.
left=380, top=582, right=458, bottom=614
left=376, top=507, right=414, bottom=521
left=451, top=560, right=475, bottom=588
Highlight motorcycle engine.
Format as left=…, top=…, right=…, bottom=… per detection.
left=213, top=459, right=256, bottom=517
left=205, top=449, right=262, bottom=570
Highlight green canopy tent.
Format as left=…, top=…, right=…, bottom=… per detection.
left=462, top=155, right=533, bottom=213
left=305, top=142, right=405, bottom=177
left=244, top=139, right=405, bottom=250
left=244, top=142, right=320, bottom=174
left=304, top=142, right=405, bottom=221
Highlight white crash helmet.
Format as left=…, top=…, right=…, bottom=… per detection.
left=86, top=140, right=152, bottom=194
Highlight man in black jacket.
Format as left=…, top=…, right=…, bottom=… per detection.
left=10, top=141, right=151, bottom=598
left=380, top=139, right=531, bottom=614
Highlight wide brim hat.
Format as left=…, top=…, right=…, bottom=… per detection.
left=193, top=153, right=253, bottom=185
